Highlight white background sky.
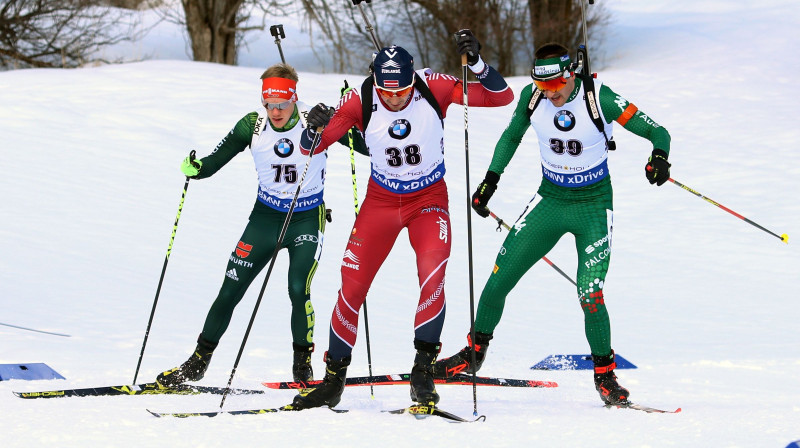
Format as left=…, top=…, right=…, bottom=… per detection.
left=1, top=0, right=798, bottom=446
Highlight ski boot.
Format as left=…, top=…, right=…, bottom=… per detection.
left=409, top=340, right=441, bottom=405
left=291, top=353, right=350, bottom=409
left=292, top=343, right=314, bottom=382
left=432, top=331, right=492, bottom=378
left=593, top=350, right=630, bottom=405
left=156, top=335, right=217, bottom=387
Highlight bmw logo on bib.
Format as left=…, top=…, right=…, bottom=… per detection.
left=554, top=110, right=576, bottom=131
left=388, top=119, right=411, bottom=140
left=274, top=138, right=294, bottom=158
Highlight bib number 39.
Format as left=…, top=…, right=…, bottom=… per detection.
left=549, top=138, right=583, bottom=156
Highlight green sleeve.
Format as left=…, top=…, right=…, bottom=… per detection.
left=195, top=112, right=258, bottom=179
left=598, top=84, right=671, bottom=154
left=487, top=83, right=535, bottom=175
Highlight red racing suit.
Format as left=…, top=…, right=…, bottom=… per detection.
left=305, top=66, right=513, bottom=359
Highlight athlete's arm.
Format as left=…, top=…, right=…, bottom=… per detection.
left=426, top=65, right=514, bottom=115
left=195, top=112, right=257, bottom=179
left=599, top=84, right=671, bottom=154
left=302, top=90, right=363, bottom=155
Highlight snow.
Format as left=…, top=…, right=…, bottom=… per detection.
left=1, top=0, right=799, bottom=446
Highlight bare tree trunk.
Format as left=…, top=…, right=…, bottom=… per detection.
left=182, top=0, right=243, bottom=64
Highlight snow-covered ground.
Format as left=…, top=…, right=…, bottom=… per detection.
left=1, top=0, right=798, bottom=446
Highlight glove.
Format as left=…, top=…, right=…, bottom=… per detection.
left=644, top=148, right=671, bottom=186
left=307, top=103, right=335, bottom=130
left=180, top=153, right=202, bottom=178
left=471, top=171, right=500, bottom=218
left=456, top=29, right=481, bottom=66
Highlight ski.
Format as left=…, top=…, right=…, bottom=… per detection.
left=148, top=404, right=348, bottom=418
left=606, top=401, right=682, bottom=414
left=14, top=382, right=265, bottom=399
left=263, top=373, right=557, bottom=390
left=383, top=404, right=485, bottom=423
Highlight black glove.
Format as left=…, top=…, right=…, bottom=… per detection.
left=307, top=103, right=335, bottom=130
left=456, top=29, right=481, bottom=66
left=471, top=171, right=500, bottom=218
left=645, top=148, right=671, bottom=186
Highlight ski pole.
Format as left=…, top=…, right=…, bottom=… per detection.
left=132, top=150, right=195, bottom=384
left=351, top=0, right=381, bottom=50
left=269, top=25, right=286, bottom=64
left=340, top=80, right=375, bottom=398
left=486, top=208, right=578, bottom=287
left=350, top=0, right=380, bottom=398
left=219, top=128, right=324, bottom=408
left=455, top=46, right=480, bottom=416
left=661, top=174, right=789, bottom=244
left=0, top=321, right=70, bottom=337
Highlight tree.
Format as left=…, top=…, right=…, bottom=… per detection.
left=0, top=0, right=141, bottom=69
left=528, top=0, right=610, bottom=57
left=156, top=0, right=292, bottom=65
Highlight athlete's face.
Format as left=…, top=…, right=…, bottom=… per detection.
left=543, top=76, right=575, bottom=108
left=265, top=98, right=296, bottom=127
left=377, top=86, right=414, bottom=112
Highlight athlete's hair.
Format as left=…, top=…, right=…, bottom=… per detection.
left=534, top=43, right=569, bottom=60
left=260, top=63, right=298, bottom=82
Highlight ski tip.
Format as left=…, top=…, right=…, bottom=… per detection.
left=781, top=233, right=789, bottom=243
left=146, top=409, right=163, bottom=418
left=674, top=407, right=683, bottom=413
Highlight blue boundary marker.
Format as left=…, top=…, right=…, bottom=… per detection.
left=531, top=354, right=637, bottom=370
left=0, top=363, right=65, bottom=381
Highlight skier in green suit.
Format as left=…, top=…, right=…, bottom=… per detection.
left=156, top=63, right=365, bottom=386
left=434, top=43, right=672, bottom=406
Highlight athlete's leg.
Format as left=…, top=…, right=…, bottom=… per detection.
left=283, top=205, right=327, bottom=347
left=572, top=204, right=614, bottom=356
left=474, top=195, right=566, bottom=334
left=327, top=191, right=403, bottom=359
left=406, top=201, right=451, bottom=344
left=200, top=206, right=278, bottom=343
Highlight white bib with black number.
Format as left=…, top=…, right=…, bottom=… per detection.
left=250, top=101, right=327, bottom=211
left=531, top=79, right=613, bottom=188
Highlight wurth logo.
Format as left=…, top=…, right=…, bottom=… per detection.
left=235, top=241, right=253, bottom=258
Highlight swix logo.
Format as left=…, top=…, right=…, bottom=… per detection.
left=437, top=217, right=448, bottom=243
left=226, top=268, right=239, bottom=281
left=235, top=241, right=253, bottom=258
left=341, top=249, right=360, bottom=270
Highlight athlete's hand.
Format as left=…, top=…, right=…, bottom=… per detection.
left=472, top=171, right=500, bottom=218
left=645, top=148, right=671, bottom=186
left=455, top=29, right=481, bottom=66
left=180, top=151, right=202, bottom=178
left=307, top=103, right=335, bottom=130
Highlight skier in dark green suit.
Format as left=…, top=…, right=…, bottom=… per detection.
left=156, top=63, right=366, bottom=386
left=434, top=43, right=672, bottom=406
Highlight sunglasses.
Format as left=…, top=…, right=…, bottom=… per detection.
left=533, top=77, right=568, bottom=93
left=265, top=99, right=295, bottom=111
left=376, top=85, right=414, bottom=99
